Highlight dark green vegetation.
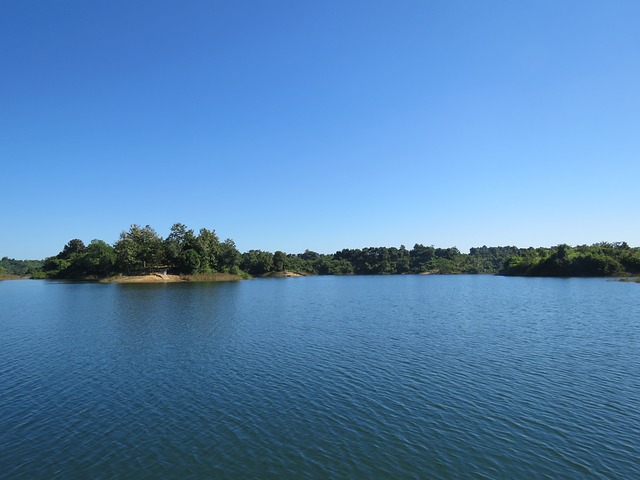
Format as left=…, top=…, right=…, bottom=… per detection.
left=282, top=243, right=640, bottom=277
left=0, top=257, right=43, bottom=278
left=500, top=242, right=640, bottom=277
left=3, top=223, right=639, bottom=280
left=31, top=224, right=243, bottom=280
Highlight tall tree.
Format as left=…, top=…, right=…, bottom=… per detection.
left=114, top=225, right=165, bottom=274
left=60, top=239, right=86, bottom=259
left=241, top=250, right=274, bottom=275
left=273, top=251, right=286, bottom=272
left=218, top=238, right=240, bottom=273
left=81, top=240, right=116, bottom=277
left=165, top=223, right=196, bottom=271
left=196, top=228, right=221, bottom=272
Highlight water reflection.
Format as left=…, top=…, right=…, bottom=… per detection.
left=1, top=276, right=639, bottom=479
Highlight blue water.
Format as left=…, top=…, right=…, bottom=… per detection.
left=1, top=276, right=638, bottom=479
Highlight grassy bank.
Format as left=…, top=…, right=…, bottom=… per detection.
left=0, top=274, right=24, bottom=281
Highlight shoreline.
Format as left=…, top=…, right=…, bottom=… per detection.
left=100, top=273, right=246, bottom=283
left=0, top=274, right=25, bottom=281
left=259, top=271, right=308, bottom=278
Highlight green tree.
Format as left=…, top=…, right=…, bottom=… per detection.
left=195, top=228, right=221, bottom=272
left=60, top=239, right=86, bottom=259
left=395, top=245, right=411, bottom=273
left=165, top=223, right=197, bottom=273
left=410, top=244, right=435, bottom=272
left=273, top=251, right=287, bottom=272
left=42, top=257, right=71, bottom=278
left=218, top=238, right=241, bottom=273
left=241, top=250, right=274, bottom=275
left=114, top=225, right=165, bottom=274
left=1, top=257, right=44, bottom=276
left=178, top=249, right=201, bottom=274
left=82, top=240, right=116, bottom=277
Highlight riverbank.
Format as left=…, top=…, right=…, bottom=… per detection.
left=260, top=271, right=308, bottom=278
left=619, top=276, right=640, bottom=283
left=100, top=273, right=246, bottom=283
left=0, top=274, right=24, bottom=281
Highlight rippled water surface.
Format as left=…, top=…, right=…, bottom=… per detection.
left=1, top=276, right=639, bottom=479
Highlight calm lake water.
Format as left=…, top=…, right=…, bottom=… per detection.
left=1, top=275, right=638, bottom=479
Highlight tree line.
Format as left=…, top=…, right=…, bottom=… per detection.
left=1, top=257, right=44, bottom=277
left=2, top=223, right=639, bottom=279
left=500, top=242, right=640, bottom=276
left=29, top=224, right=243, bottom=279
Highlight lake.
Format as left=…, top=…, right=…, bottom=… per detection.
left=1, top=275, right=638, bottom=479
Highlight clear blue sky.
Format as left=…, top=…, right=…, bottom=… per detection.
left=2, top=1, right=639, bottom=259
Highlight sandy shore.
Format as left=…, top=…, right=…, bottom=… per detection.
left=0, top=274, right=25, bottom=281
left=102, top=274, right=186, bottom=283
left=260, top=271, right=306, bottom=278
left=101, top=273, right=244, bottom=283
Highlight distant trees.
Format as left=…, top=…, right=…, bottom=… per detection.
left=61, top=239, right=86, bottom=258
left=499, top=242, right=637, bottom=277
left=163, top=223, right=212, bottom=274
left=409, top=244, right=435, bottom=272
left=241, top=250, right=274, bottom=275
left=331, top=245, right=465, bottom=275
left=108, top=223, right=242, bottom=276
left=114, top=225, right=165, bottom=274
left=0, top=257, right=44, bottom=276
left=178, top=248, right=201, bottom=274
left=217, top=239, right=241, bottom=274
left=39, top=239, right=116, bottom=278
left=195, top=228, right=221, bottom=273
left=273, top=251, right=286, bottom=272
left=82, top=240, right=116, bottom=277
left=164, top=223, right=196, bottom=269
left=34, top=223, right=237, bottom=279
left=21, top=224, right=640, bottom=280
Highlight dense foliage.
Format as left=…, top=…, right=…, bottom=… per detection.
left=7, top=223, right=639, bottom=279
left=35, top=224, right=244, bottom=279
left=241, top=243, right=640, bottom=277
left=500, top=242, right=640, bottom=277
left=0, top=257, right=44, bottom=276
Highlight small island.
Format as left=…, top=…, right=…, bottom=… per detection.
left=1, top=223, right=639, bottom=282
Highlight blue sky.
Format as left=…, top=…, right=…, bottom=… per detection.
left=2, top=1, right=639, bottom=259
